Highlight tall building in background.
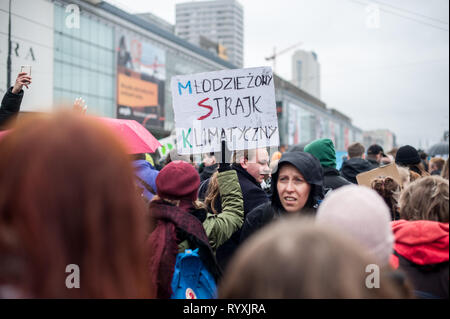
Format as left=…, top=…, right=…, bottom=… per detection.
left=175, top=0, right=244, bottom=67
left=291, top=50, right=321, bottom=99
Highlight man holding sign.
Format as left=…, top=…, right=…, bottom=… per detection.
left=172, top=67, right=278, bottom=269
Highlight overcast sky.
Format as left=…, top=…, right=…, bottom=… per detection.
left=106, top=0, right=449, bottom=148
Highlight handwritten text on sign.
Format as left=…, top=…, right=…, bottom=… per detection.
left=171, top=67, right=279, bottom=154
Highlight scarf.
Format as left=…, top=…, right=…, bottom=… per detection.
left=147, top=199, right=221, bottom=299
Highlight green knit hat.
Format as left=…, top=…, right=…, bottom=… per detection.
left=304, top=138, right=336, bottom=168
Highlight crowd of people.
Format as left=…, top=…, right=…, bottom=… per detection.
left=0, top=72, right=448, bottom=299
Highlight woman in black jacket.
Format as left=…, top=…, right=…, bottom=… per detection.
left=240, top=151, right=324, bottom=243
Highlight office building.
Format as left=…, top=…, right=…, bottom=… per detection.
left=175, top=0, right=244, bottom=67
left=291, top=49, right=321, bottom=99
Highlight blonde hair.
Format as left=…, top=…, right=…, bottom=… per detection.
left=397, top=165, right=411, bottom=187
left=204, top=172, right=220, bottom=214
left=429, top=157, right=445, bottom=172
left=151, top=195, right=206, bottom=210
left=441, top=158, right=449, bottom=180
left=399, top=176, right=449, bottom=222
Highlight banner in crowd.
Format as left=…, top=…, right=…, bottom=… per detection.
left=116, top=34, right=165, bottom=129
left=171, top=67, right=279, bottom=154
left=157, top=135, right=176, bottom=159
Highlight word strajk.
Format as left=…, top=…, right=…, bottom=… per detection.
left=197, top=96, right=263, bottom=120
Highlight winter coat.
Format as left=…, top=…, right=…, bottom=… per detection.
left=367, top=158, right=380, bottom=169
left=200, top=163, right=218, bottom=182
left=340, top=158, right=373, bottom=184
left=391, top=220, right=449, bottom=299
left=240, top=151, right=324, bottom=244
left=198, top=164, right=269, bottom=270
left=0, top=87, right=23, bottom=129
left=322, top=167, right=351, bottom=190
left=133, top=159, right=159, bottom=202
left=202, top=170, right=244, bottom=253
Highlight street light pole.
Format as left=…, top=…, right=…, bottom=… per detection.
left=7, top=0, right=12, bottom=90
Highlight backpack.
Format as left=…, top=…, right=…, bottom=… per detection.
left=170, top=248, right=217, bottom=299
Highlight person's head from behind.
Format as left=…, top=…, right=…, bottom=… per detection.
left=316, top=185, right=394, bottom=267
left=304, top=138, right=337, bottom=169
left=418, top=150, right=428, bottom=161
left=370, top=176, right=401, bottom=220
left=399, top=176, right=449, bottom=223
left=0, top=112, right=151, bottom=298
left=233, top=148, right=270, bottom=184
left=442, top=158, right=449, bottom=180
left=165, top=149, right=194, bottom=167
left=395, top=145, right=429, bottom=177
left=154, top=160, right=201, bottom=212
left=271, top=151, right=323, bottom=213
left=219, top=218, right=407, bottom=299
left=429, top=157, right=445, bottom=174
left=202, top=153, right=216, bottom=167
left=396, top=165, right=412, bottom=188
left=347, top=142, right=365, bottom=159
left=367, top=144, right=385, bottom=163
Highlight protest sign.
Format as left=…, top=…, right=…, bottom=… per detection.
left=356, top=163, right=403, bottom=188
left=170, top=67, right=279, bottom=155
left=157, top=136, right=176, bottom=159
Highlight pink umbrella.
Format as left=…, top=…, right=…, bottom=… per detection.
left=0, top=130, right=10, bottom=141
left=97, top=117, right=161, bottom=154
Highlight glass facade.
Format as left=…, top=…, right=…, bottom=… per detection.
left=53, top=3, right=115, bottom=117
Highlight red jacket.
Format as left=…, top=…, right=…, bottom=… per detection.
left=391, top=220, right=449, bottom=298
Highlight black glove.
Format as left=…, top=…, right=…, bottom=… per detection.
left=218, top=162, right=231, bottom=173
left=217, top=140, right=231, bottom=173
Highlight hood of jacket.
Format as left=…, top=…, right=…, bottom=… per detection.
left=271, top=151, right=324, bottom=211
left=340, top=158, right=373, bottom=183
left=392, top=219, right=449, bottom=265
left=202, top=163, right=218, bottom=174
left=304, top=138, right=337, bottom=169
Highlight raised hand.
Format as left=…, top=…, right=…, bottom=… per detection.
left=12, top=72, right=32, bottom=94
left=73, top=97, right=88, bottom=115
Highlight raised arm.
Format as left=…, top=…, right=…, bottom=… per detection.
left=203, top=167, right=244, bottom=252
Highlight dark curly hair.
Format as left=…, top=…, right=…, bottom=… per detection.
left=371, top=177, right=401, bottom=220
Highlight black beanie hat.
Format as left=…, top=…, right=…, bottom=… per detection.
left=395, top=145, right=421, bottom=165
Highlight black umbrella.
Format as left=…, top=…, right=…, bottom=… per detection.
left=427, top=142, right=449, bottom=157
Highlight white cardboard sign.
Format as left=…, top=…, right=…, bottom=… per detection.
left=170, top=67, right=279, bottom=155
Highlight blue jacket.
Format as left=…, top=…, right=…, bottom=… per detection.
left=133, top=160, right=159, bottom=201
